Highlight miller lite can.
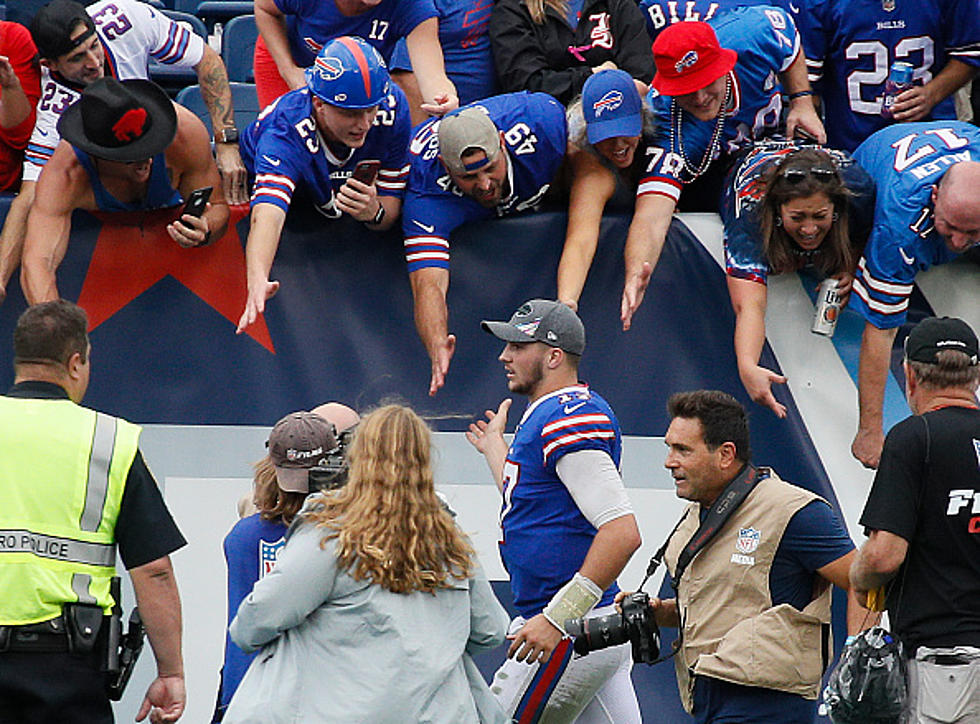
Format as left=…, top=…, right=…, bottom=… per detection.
left=812, top=277, right=841, bottom=337
left=881, top=62, right=914, bottom=118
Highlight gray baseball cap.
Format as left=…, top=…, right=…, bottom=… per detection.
left=438, top=106, right=501, bottom=176
left=482, top=299, right=586, bottom=355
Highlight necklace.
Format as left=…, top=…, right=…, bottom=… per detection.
left=671, top=74, right=732, bottom=182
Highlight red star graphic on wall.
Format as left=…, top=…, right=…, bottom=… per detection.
left=76, top=205, right=275, bottom=353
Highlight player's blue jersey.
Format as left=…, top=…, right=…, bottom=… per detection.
left=500, top=385, right=622, bottom=618
left=390, top=0, right=496, bottom=105
left=240, top=85, right=411, bottom=217
left=721, top=140, right=875, bottom=284
left=851, top=121, right=980, bottom=329
left=637, top=0, right=796, bottom=44
left=800, top=0, right=980, bottom=152
left=275, top=0, right=437, bottom=68
left=639, top=5, right=800, bottom=203
left=402, top=92, right=566, bottom=273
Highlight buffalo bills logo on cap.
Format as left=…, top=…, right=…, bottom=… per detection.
left=593, top=90, right=624, bottom=117
left=675, top=50, right=699, bottom=74
left=315, top=55, right=345, bottom=81
left=112, top=107, right=148, bottom=142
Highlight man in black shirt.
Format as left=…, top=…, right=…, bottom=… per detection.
left=0, top=300, right=187, bottom=723
left=851, top=316, right=980, bottom=724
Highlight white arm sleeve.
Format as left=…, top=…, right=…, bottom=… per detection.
left=555, top=449, right=634, bottom=529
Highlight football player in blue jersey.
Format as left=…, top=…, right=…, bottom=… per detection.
left=402, top=93, right=567, bottom=395
left=800, top=0, right=980, bottom=153
left=618, top=10, right=824, bottom=331
left=848, top=121, right=980, bottom=468
left=467, top=299, right=642, bottom=723
left=236, top=37, right=411, bottom=334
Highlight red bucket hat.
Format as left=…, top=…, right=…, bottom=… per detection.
left=652, top=22, right=737, bottom=96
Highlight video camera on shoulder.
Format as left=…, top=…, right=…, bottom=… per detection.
left=564, top=591, right=660, bottom=664
left=308, top=425, right=357, bottom=491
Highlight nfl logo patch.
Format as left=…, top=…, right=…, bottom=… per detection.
left=882, top=0, right=895, bottom=10
left=735, top=527, right=761, bottom=554
left=260, top=536, right=286, bottom=577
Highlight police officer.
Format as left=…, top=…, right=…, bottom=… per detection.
left=0, top=300, right=186, bottom=723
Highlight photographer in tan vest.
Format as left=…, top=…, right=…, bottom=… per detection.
left=636, top=390, right=866, bottom=722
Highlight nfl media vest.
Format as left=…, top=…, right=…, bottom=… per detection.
left=664, top=472, right=833, bottom=713
left=0, top=396, right=141, bottom=625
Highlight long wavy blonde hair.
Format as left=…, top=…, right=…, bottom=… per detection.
left=306, top=404, right=474, bottom=593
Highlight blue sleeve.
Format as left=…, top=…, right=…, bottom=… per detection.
left=394, top=0, right=438, bottom=39
left=390, top=37, right=411, bottom=71
left=946, top=0, right=980, bottom=69
left=540, top=402, right=617, bottom=472
left=797, top=0, right=827, bottom=89
left=770, top=499, right=854, bottom=609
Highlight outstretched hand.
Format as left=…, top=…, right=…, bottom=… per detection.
left=466, top=398, right=512, bottom=455
left=621, top=262, right=653, bottom=331
left=741, top=363, right=788, bottom=418
left=236, top=278, right=279, bottom=334
left=428, top=333, right=457, bottom=396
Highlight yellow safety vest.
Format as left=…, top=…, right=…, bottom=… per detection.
left=0, top=395, right=141, bottom=625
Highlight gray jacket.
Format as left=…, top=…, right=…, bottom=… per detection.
left=225, top=520, right=509, bottom=723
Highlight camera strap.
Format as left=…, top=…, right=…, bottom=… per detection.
left=640, top=464, right=763, bottom=591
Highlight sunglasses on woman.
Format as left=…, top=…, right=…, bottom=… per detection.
left=780, top=166, right=838, bottom=183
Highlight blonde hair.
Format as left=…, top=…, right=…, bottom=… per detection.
left=252, top=455, right=307, bottom=525
left=526, top=0, right=569, bottom=24
left=306, top=405, right=474, bottom=593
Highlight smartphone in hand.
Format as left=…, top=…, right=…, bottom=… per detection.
left=350, top=160, right=381, bottom=186
left=181, top=186, right=213, bottom=218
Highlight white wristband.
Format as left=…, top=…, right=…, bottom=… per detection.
left=542, top=572, right=603, bottom=634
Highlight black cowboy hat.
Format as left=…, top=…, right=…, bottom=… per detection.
left=58, top=78, right=177, bottom=162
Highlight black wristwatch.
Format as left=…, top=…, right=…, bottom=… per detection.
left=215, top=126, right=239, bottom=144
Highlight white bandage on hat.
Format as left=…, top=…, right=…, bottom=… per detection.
left=542, top=572, right=603, bottom=634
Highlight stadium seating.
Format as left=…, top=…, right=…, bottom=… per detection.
left=175, top=81, right=261, bottom=136
left=4, top=0, right=48, bottom=26
left=194, top=0, right=253, bottom=30
left=221, top=14, right=258, bottom=83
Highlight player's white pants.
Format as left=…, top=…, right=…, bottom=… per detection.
left=489, top=606, right=642, bottom=724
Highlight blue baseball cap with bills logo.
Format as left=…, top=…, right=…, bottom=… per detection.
left=306, top=36, right=390, bottom=109
left=582, top=69, right=643, bottom=145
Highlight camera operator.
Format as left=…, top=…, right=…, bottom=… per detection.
left=0, top=301, right=185, bottom=723
left=213, top=403, right=358, bottom=722
left=850, top=317, right=980, bottom=723
left=224, top=405, right=508, bottom=723
left=630, top=390, right=864, bottom=722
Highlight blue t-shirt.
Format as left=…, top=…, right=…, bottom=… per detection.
left=240, top=85, right=411, bottom=217
left=216, top=514, right=288, bottom=716
left=500, top=384, right=623, bottom=618
left=275, top=0, right=438, bottom=68
left=402, top=91, right=566, bottom=273
left=639, top=5, right=801, bottom=204
left=770, top=499, right=854, bottom=609
left=721, top=140, right=875, bottom=284
left=799, top=0, right=980, bottom=151
left=389, top=0, right=497, bottom=105
left=850, top=121, right=980, bottom=329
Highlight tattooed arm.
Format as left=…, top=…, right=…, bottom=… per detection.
left=195, top=45, right=249, bottom=205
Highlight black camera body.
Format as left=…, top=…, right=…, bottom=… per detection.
left=565, top=591, right=660, bottom=664
left=308, top=426, right=357, bottom=491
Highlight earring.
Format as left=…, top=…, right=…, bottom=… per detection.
left=832, top=212, right=839, bottom=222
left=775, top=217, right=782, bottom=227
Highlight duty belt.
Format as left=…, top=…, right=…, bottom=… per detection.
left=0, top=616, right=69, bottom=653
